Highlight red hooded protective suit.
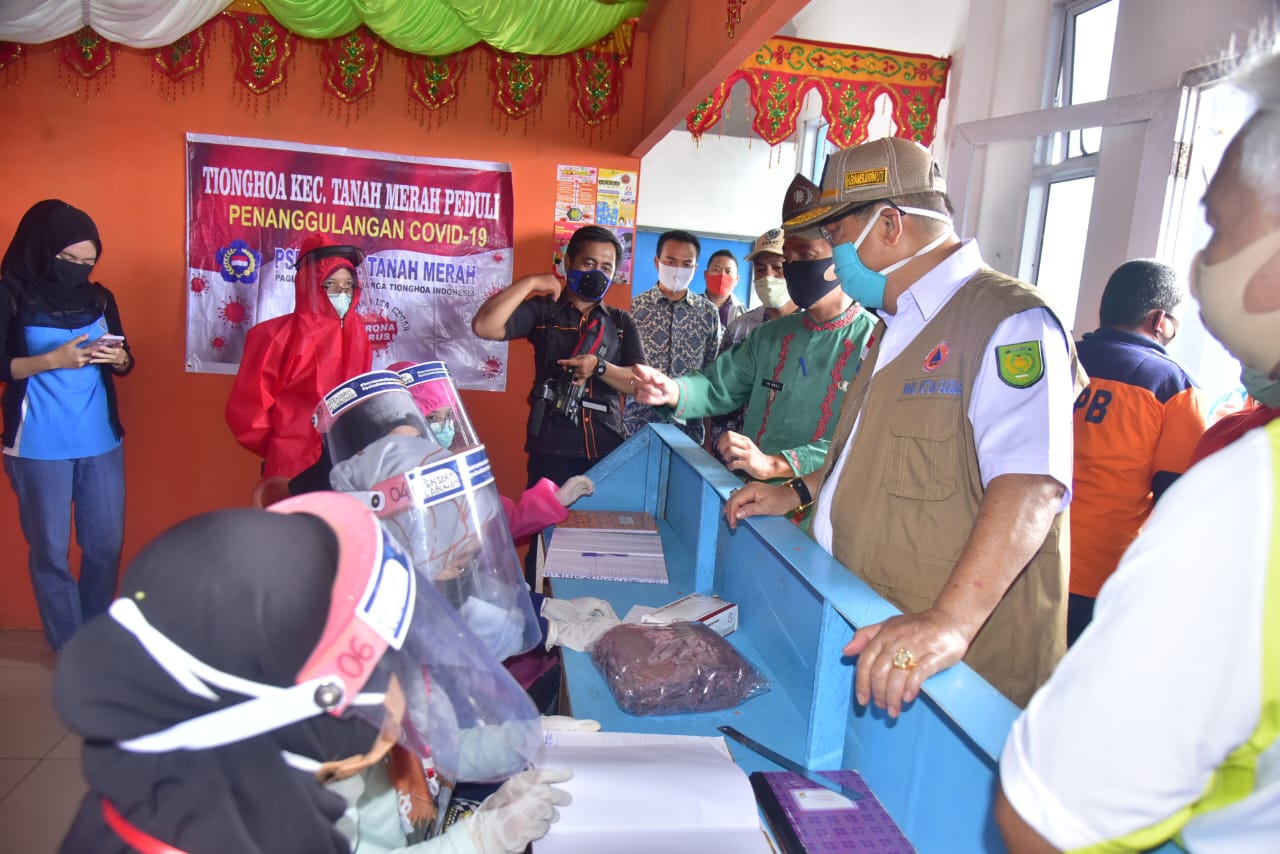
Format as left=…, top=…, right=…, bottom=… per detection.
left=226, top=238, right=371, bottom=479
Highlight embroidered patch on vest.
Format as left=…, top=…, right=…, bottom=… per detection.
left=995, top=340, right=1044, bottom=388
left=923, top=341, right=949, bottom=372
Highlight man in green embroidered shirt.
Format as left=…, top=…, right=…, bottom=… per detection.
left=631, top=176, right=874, bottom=483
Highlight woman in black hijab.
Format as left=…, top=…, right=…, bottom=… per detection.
left=54, top=498, right=574, bottom=854
left=55, top=505, right=382, bottom=854
left=0, top=199, right=134, bottom=651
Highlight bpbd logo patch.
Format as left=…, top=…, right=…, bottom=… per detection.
left=923, top=341, right=949, bottom=372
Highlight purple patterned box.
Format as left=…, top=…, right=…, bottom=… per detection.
left=749, top=770, right=915, bottom=853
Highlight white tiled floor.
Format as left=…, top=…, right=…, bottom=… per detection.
left=0, top=630, right=85, bottom=853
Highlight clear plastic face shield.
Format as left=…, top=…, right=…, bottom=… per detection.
left=316, top=372, right=540, bottom=662
left=107, top=492, right=541, bottom=786
left=314, top=371, right=450, bottom=475
left=393, top=361, right=481, bottom=453
left=295, top=243, right=369, bottom=317
left=361, top=446, right=542, bottom=662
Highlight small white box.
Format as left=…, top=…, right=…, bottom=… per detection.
left=640, top=593, right=738, bottom=636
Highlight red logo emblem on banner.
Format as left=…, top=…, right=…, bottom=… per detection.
left=923, top=341, right=949, bottom=372
left=364, top=312, right=400, bottom=352
left=219, top=297, right=252, bottom=327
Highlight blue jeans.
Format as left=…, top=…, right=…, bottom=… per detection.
left=4, top=445, right=125, bottom=651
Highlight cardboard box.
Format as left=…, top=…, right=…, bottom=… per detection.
left=640, top=593, right=738, bottom=636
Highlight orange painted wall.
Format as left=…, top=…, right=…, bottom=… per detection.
left=0, top=37, right=645, bottom=630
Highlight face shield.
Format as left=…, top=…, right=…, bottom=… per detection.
left=294, top=241, right=369, bottom=316
left=108, top=492, right=540, bottom=785
left=314, top=371, right=450, bottom=477
left=392, top=361, right=481, bottom=453
left=317, top=372, right=539, bottom=662
left=360, top=445, right=542, bottom=662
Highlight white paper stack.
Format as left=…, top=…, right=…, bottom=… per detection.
left=532, top=730, right=772, bottom=854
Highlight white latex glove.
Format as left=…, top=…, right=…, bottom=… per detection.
left=467, top=768, right=573, bottom=854
left=540, top=715, right=601, bottom=733
left=555, top=475, right=594, bottom=506
left=541, top=596, right=621, bottom=652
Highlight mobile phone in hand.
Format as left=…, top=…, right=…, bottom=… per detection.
left=95, top=334, right=125, bottom=348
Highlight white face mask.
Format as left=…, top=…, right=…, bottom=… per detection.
left=753, top=275, right=790, bottom=309
left=658, top=262, right=696, bottom=293
left=1191, top=229, right=1280, bottom=376
left=329, top=292, right=353, bottom=318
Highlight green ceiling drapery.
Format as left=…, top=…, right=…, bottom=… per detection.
left=260, top=0, right=645, bottom=56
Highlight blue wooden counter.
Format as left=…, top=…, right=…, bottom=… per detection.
left=545, top=424, right=1019, bottom=854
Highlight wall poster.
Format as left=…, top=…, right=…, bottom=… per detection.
left=185, top=133, right=515, bottom=390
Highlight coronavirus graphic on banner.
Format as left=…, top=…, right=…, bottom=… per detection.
left=184, top=133, right=514, bottom=391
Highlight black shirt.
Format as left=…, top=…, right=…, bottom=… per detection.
left=505, top=293, right=645, bottom=459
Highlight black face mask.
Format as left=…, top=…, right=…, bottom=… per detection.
left=783, top=258, right=839, bottom=309
left=50, top=258, right=92, bottom=289
left=566, top=269, right=612, bottom=302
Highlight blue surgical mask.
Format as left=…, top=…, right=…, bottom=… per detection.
left=328, top=292, right=353, bottom=318
left=1242, top=366, right=1280, bottom=408
left=831, top=205, right=953, bottom=310
left=429, top=420, right=456, bottom=449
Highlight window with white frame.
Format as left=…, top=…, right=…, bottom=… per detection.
left=1022, top=0, right=1120, bottom=325
left=800, top=92, right=900, bottom=186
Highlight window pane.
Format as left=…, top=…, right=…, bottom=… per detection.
left=1070, top=1, right=1118, bottom=105
left=865, top=93, right=899, bottom=141
left=1035, top=176, right=1096, bottom=329
left=808, top=121, right=833, bottom=184
left=1067, top=0, right=1118, bottom=157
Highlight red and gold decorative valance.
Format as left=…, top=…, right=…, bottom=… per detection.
left=152, top=24, right=213, bottom=85
left=0, top=12, right=636, bottom=132
left=58, top=26, right=113, bottom=79
left=569, top=22, right=633, bottom=129
left=687, top=35, right=950, bottom=149
left=489, top=51, right=550, bottom=120
left=228, top=11, right=297, bottom=95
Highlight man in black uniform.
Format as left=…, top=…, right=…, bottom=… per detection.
left=473, top=224, right=645, bottom=490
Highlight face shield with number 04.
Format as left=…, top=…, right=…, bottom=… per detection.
left=315, top=371, right=541, bottom=662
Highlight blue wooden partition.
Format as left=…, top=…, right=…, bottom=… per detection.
left=547, top=424, right=1022, bottom=854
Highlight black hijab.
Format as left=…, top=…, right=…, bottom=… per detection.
left=1, top=198, right=104, bottom=318
left=54, top=508, right=381, bottom=854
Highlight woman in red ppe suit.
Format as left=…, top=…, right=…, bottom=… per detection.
left=226, top=234, right=371, bottom=479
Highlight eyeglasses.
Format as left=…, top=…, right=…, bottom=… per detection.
left=426, top=413, right=454, bottom=427
left=56, top=251, right=96, bottom=266
left=819, top=200, right=904, bottom=244
left=323, top=280, right=357, bottom=294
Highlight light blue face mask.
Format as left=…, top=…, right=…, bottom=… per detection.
left=328, top=291, right=353, bottom=318
left=429, top=420, right=456, bottom=449
left=1242, top=366, right=1280, bottom=408
left=830, top=205, right=953, bottom=310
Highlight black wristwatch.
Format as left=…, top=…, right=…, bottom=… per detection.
left=785, top=476, right=814, bottom=512
left=594, top=355, right=608, bottom=377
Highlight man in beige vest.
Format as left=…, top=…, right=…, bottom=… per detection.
left=726, top=137, right=1085, bottom=711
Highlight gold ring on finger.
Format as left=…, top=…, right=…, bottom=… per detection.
left=891, top=648, right=916, bottom=671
